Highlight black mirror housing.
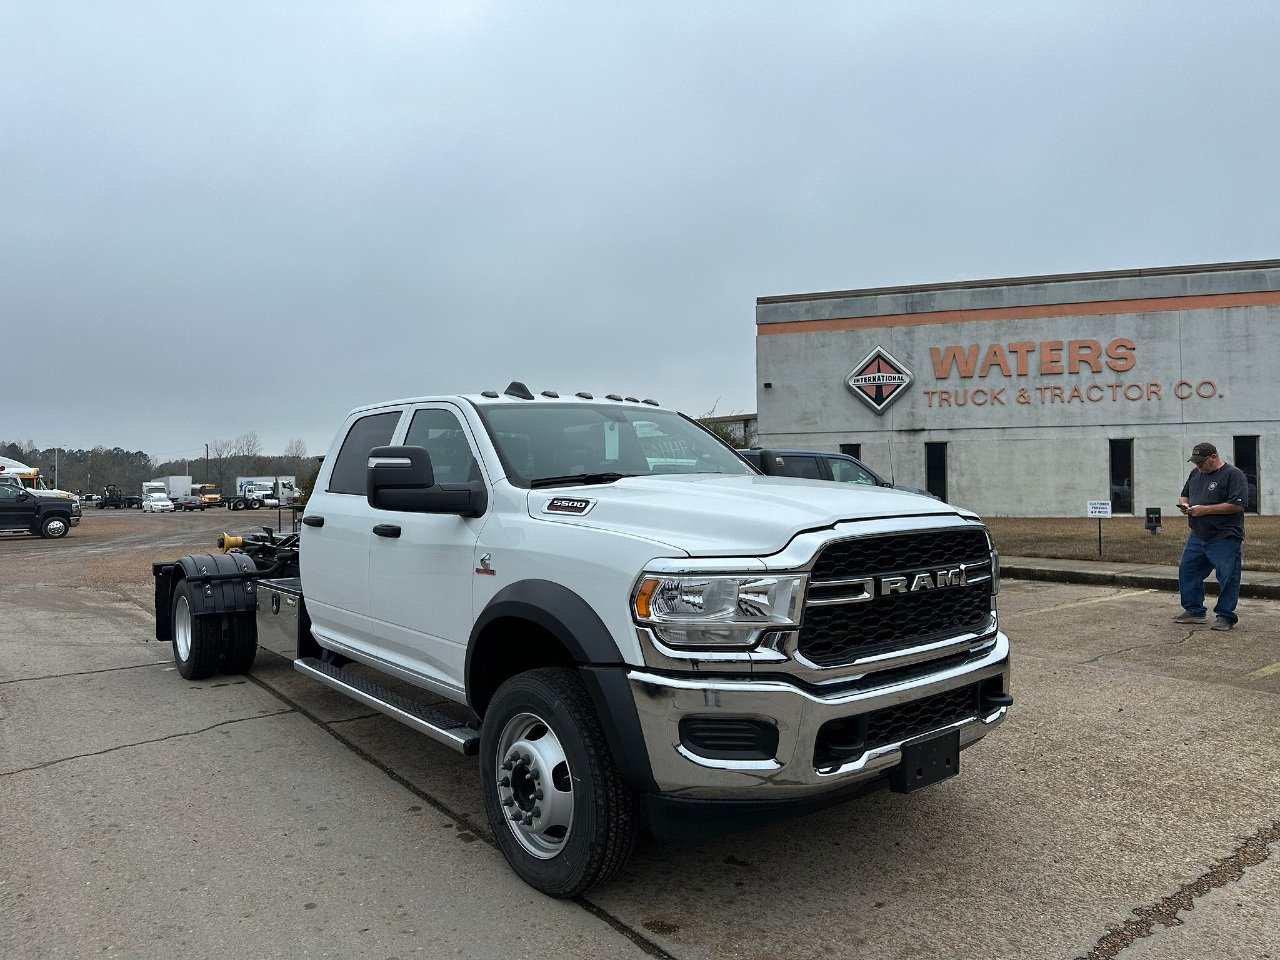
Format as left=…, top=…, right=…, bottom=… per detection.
left=367, top=445, right=487, bottom=518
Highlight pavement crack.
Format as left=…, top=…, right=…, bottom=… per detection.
left=243, top=654, right=679, bottom=960
left=1082, top=631, right=1196, bottom=663
left=0, top=660, right=171, bottom=686
left=329, top=711, right=382, bottom=725
left=0, top=710, right=294, bottom=778
left=1078, top=818, right=1280, bottom=960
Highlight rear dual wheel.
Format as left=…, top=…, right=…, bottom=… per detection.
left=170, top=580, right=258, bottom=680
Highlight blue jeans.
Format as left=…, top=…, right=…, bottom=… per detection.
left=1178, top=533, right=1242, bottom=624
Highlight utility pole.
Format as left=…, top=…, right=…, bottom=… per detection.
left=205, top=443, right=210, bottom=485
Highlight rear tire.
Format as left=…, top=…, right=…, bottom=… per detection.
left=480, top=668, right=637, bottom=898
left=171, top=580, right=220, bottom=680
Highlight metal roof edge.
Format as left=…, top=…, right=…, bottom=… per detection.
left=756, top=258, right=1280, bottom=306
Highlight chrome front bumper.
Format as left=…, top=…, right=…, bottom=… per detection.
left=628, top=632, right=1010, bottom=799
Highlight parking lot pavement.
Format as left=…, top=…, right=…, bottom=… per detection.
left=0, top=588, right=654, bottom=960
left=1, top=525, right=1277, bottom=959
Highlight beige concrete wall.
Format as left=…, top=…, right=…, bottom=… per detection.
left=755, top=263, right=1280, bottom=517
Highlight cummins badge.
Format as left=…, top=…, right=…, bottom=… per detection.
left=845, top=346, right=913, bottom=415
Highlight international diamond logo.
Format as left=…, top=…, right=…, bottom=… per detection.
left=845, top=346, right=913, bottom=415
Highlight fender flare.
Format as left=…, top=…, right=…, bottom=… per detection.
left=467, top=579, right=623, bottom=670
left=467, top=580, right=657, bottom=793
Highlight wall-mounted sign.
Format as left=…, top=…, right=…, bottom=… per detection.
left=845, top=346, right=913, bottom=415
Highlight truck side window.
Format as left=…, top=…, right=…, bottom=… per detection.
left=828, top=458, right=876, bottom=485
left=776, top=455, right=822, bottom=480
left=405, top=409, right=481, bottom=485
left=327, top=412, right=401, bottom=495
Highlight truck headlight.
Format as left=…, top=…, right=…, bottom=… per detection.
left=632, top=574, right=806, bottom=648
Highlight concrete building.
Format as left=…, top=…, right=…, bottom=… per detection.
left=755, top=259, right=1279, bottom=517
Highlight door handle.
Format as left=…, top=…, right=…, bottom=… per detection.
left=373, top=524, right=401, bottom=538
left=302, top=515, right=325, bottom=527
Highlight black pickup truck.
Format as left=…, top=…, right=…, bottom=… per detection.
left=0, top=481, right=81, bottom=538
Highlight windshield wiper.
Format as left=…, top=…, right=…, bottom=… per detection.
left=530, top=472, right=634, bottom=489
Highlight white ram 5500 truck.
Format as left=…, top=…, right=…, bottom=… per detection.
left=152, top=382, right=1012, bottom=897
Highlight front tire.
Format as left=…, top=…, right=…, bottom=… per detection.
left=480, top=668, right=637, bottom=898
left=171, top=580, right=220, bottom=680
left=40, top=516, right=70, bottom=538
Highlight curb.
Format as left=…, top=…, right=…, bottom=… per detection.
left=1001, top=565, right=1280, bottom=601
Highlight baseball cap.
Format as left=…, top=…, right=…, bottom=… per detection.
left=1188, top=442, right=1217, bottom=464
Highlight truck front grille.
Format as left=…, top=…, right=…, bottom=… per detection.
left=799, top=528, right=993, bottom=668
left=811, top=528, right=990, bottom=580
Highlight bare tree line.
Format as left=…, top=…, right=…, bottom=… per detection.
left=2, top=434, right=320, bottom=497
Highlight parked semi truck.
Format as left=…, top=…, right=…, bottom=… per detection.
left=222, top=476, right=297, bottom=510
left=152, top=382, right=1012, bottom=897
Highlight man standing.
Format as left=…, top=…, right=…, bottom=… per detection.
left=1173, top=442, right=1248, bottom=630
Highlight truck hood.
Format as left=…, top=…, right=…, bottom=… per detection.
left=31, top=487, right=75, bottom=500
left=526, top=474, right=966, bottom=557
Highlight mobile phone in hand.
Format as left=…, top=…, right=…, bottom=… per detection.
left=1177, top=503, right=1189, bottom=512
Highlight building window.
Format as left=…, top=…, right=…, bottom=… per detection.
left=925, top=443, right=947, bottom=502
left=1109, top=439, right=1133, bottom=514
left=839, top=443, right=862, bottom=460
left=1233, top=435, right=1259, bottom=512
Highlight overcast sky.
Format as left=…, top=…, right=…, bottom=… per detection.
left=3, top=1, right=1276, bottom=463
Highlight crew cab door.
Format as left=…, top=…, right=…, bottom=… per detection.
left=302, top=409, right=403, bottom=656
left=369, top=404, right=488, bottom=690
left=0, top=484, right=34, bottom=530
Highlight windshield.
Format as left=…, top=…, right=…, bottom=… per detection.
left=478, top=403, right=754, bottom=488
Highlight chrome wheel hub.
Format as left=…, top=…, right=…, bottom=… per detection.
left=494, top=712, right=574, bottom=859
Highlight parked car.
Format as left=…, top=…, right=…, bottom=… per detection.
left=737, top=448, right=940, bottom=499
left=141, top=493, right=175, bottom=513
left=175, top=495, right=209, bottom=511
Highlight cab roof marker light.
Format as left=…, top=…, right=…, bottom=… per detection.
left=642, top=398, right=659, bottom=406
left=606, top=394, right=623, bottom=401
left=576, top=391, right=593, bottom=399
left=540, top=390, right=560, bottom=398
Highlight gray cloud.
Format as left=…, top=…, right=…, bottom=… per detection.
left=2, top=1, right=1276, bottom=460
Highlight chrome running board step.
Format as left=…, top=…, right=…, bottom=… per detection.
left=295, top=657, right=479, bottom=756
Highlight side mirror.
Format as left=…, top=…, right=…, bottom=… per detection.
left=367, top=445, right=487, bottom=518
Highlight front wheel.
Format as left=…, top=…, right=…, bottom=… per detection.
left=480, top=668, right=637, bottom=898
left=40, top=515, right=70, bottom=538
